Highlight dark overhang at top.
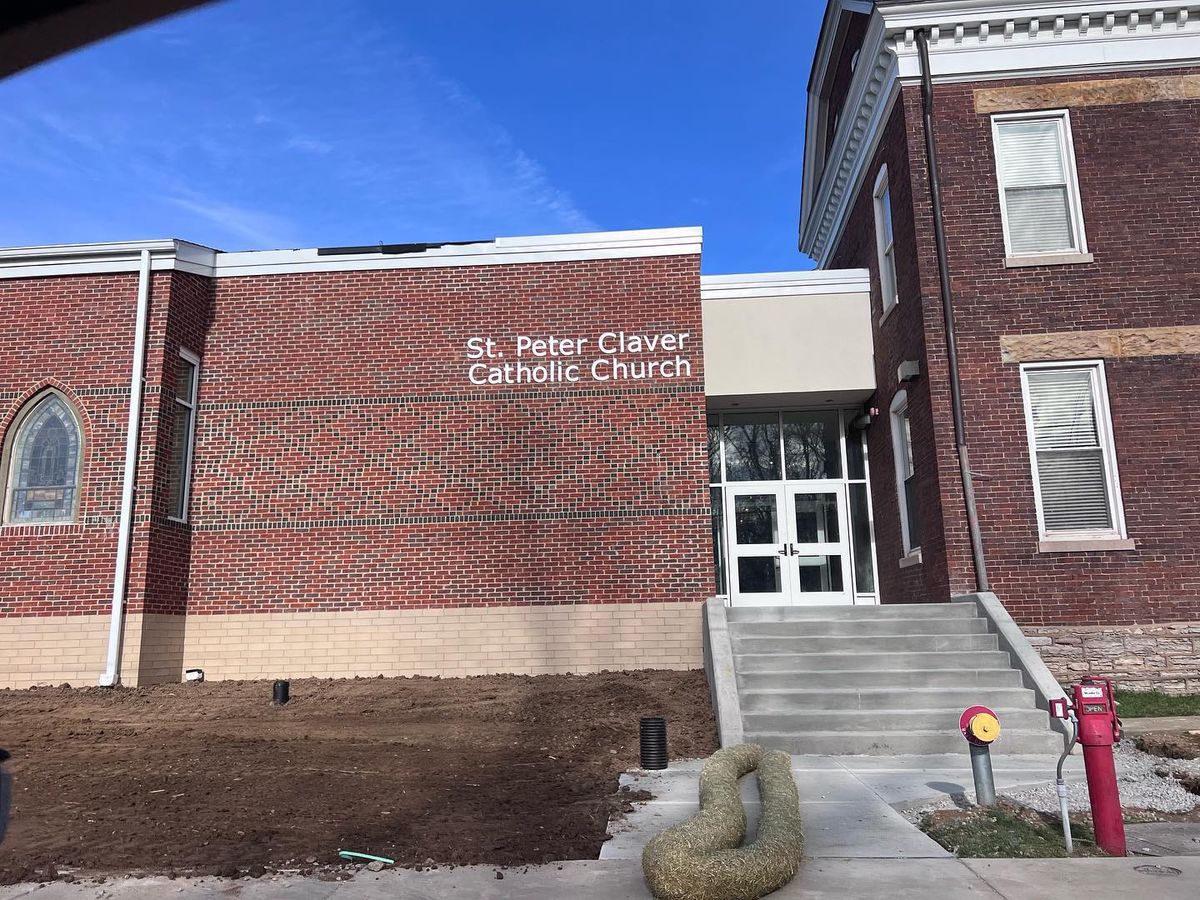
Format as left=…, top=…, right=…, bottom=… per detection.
left=0, top=0, right=212, bottom=79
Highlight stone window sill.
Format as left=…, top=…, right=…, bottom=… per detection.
left=878, top=300, right=899, bottom=326
left=1037, top=538, right=1137, bottom=553
left=1005, top=252, right=1094, bottom=269
left=898, top=548, right=923, bottom=569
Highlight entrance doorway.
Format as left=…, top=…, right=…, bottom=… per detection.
left=708, top=410, right=878, bottom=607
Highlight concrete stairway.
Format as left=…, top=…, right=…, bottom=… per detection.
left=730, top=603, right=1064, bottom=755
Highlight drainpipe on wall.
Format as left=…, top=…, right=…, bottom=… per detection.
left=99, top=249, right=153, bottom=687
left=915, top=29, right=990, bottom=593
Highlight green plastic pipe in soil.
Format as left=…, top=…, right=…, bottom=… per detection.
left=641, top=743, right=803, bottom=900
left=337, top=850, right=394, bottom=865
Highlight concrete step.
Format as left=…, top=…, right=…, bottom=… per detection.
left=731, top=633, right=998, bottom=654
left=727, top=603, right=976, bottom=623
left=744, top=706, right=1050, bottom=734
left=739, top=685, right=1039, bottom=712
left=731, top=617, right=989, bottom=638
left=735, top=650, right=1013, bottom=673
left=737, top=668, right=1026, bottom=690
left=745, top=729, right=1065, bottom=755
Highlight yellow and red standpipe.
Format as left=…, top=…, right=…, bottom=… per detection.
left=1050, top=676, right=1127, bottom=857
left=960, top=704, right=1001, bottom=806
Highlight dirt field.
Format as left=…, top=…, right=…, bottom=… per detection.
left=0, top=670, right=717, bottom=884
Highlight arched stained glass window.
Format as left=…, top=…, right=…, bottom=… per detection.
left=4, top=393, right=82, bottom=524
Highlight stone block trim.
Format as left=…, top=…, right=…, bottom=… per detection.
left=1026, top=622, right=1200, bottom=695
left=176, top=602, right=704, bottom=682
left=1000, top=325, right=1200, bottom=364
left=974, top=74, right=1200, bottom=115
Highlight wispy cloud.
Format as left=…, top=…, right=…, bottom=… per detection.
left=167, top=194, right=297, bottom=249
left=0, top=1, right=596, bottom=249
left=283, top=136, right=334, bottom=156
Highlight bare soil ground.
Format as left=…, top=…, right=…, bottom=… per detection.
left=1136, top=730, right=1200, bottom=761
left=0, top=670, right=717, bottom=884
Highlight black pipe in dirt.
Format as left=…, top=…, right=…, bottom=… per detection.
left=640, top=717, right=668, bottom=770
left=273, top=680, right=290, bottom=705
left=915, top=28, right=990, bottom=594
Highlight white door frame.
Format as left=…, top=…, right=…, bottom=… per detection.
left=784, top=480, right=853, bottom=606
left=725, top=483, right=791, bottom=606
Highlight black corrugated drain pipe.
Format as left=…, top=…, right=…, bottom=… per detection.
left=915, top=28, right=989, bottom=594
left=640, top=717, right=668, bottom=770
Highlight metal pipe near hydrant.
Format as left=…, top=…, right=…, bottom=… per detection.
left=1050, top=703, right=1080, bottom=855
left=960, top=705, right=1001, bottom=806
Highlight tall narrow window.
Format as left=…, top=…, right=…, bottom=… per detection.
left=992, top=111, right=1087, bottom=258
left=890, top=391, right=919, bottom=554
left=167, top=351, right=200, bottom=522
left=1021, top=362, right=1125, bottom=540
left=3, top=392, right=83, bottom=524
left=872, top=165, right=898, bottom=316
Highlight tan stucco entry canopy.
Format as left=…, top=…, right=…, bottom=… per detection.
left=701, top=270, right=875, bottom=409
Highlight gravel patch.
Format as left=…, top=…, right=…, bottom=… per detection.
left=903, top=742, right=1200, bottom=821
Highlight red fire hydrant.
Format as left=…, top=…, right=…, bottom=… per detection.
left=1066, top=676, right=1126, bottom=856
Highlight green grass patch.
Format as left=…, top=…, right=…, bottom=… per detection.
left=919, top=803, right=1106, bottom=858
left=1117, top=691, right=1200, bottom=719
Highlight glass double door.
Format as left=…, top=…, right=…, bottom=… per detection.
left=726, top=482, right=852, bottom=606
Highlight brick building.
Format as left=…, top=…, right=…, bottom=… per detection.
left=1, top=0, right=1197, bottom=693
left=802, top=0, right=1200, bottom=689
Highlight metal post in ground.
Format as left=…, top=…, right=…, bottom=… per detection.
left=970, top=743, right=997, bottom=807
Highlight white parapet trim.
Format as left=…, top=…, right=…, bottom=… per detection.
left=953, top=591, right=1071, bottom=739
left=0, top=227, right=704, bottom=280
left=702, top=596, right=745, bottom=748
left=700, top=269, right=870, bottom=300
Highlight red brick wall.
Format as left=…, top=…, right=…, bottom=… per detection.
left=184, top=255, right=712, bottom=614
left=910, top=69, right=1200, bottom=626
left=139, top=272, right=215, bottom=616
left=1, top=255, right=711, bottom=621
left=828, top=100, right=953, bottom=606
left=0, top=274, right=138, bottom=616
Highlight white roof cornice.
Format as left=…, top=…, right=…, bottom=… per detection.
left=701, top=269, right=870, bottom=300
left=801, top=1, right=1200, bottom=267
left=0, top=227, right=703, bottom=280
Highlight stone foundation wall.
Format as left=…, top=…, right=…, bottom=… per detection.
left=1026, top=622, right=1200, bottom=694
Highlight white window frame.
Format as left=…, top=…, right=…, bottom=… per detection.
left=991, top=109, right=1089, bottom=261
left=872, top=165, right=899, bottom=318
left=889, top=390, right=919, bottom=557
left=1019, top=360, right=1127, bottom=544
left=168, top=349, right=201, bottom=524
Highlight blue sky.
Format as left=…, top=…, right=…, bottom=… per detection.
left=0, top=1, right=822, bottom=273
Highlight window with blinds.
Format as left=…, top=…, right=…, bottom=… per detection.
left=992, top=111, right=1086, bottom=258
left=1021, top=363, right=1125, bottom=539
left=873, top=165, right=899, bottom=314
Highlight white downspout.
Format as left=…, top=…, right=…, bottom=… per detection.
left=99, top=249, right=153, bottom=687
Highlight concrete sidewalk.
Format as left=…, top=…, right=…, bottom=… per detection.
left=3, top=857, right=1199, bottom=899
left=604, top=752, right=1085, bottom=861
